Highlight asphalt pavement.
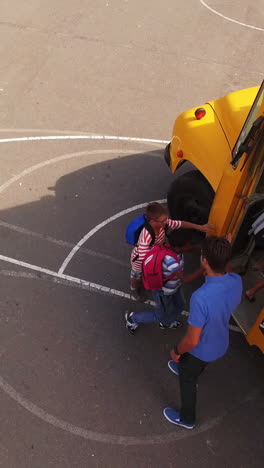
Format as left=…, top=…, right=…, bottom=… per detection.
left=0, top=1, right=263, bottom=467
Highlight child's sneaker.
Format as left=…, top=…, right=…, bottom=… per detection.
left=159, top=320, right=182, bottom=329
left=125, top=312, right=139, bottom=334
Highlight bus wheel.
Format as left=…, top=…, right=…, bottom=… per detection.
left=167, top=170, right=214, bottom=232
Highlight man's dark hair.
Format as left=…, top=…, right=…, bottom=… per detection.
left=146, top=202, right=168, bottom=220
left=167, top=229, right=192, bottom=248
left=201, top=236, right=232, bottom=273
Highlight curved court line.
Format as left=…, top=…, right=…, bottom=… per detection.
left=0, top=260, right=241, bottom=330
left=0, top=220, right=128, bottom=268
left=0, top=253, right=134, bottom=301
left=0, top=149, right=120, bottom=194
left=0, top=131, right=243, bottom=445
left=58, top=199, right=166, bottom=274
left=0, top=371, right=259, bottom=445
left=0, top=146, right=162, bottom=195
left=0, top=373, right=223, bottom=445
left=199, top=0, right=264, bottom=31
left=0, top=134, right=169, bottom=144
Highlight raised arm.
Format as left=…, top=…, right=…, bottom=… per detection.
left=167, top=219, right=214, bottom=233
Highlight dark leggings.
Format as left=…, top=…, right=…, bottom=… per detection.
left=179, top=352, right=208, bottom=425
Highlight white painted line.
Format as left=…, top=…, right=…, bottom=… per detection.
left=58, top=199, right=166, bottom=274
left=0, top=220, right=128, bottom=267
left=0, top=253, right=132, bottom=300
left=0, top=148, right=138, bottom=195
left=0, top=270, right=40, bottom=279
left=0, top=254, right=156, bottom=306
left=199, top=0, right=264, bottom=32
left=0, top=134, right=169, bottom=144
left=0, top=137, right=242, bottom=332
left=0, top=144, right=165, bottom=196
left=0, top=372, right=260, bottom=445
left=0, top=268, right=239, bottom=331
left=0, top=129, right=250, bottom=445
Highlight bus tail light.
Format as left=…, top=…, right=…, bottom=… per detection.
left=195, top=108, right=206, bottom=120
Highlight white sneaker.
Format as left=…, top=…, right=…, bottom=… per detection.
left=125, top=312, right=139, bottom=334
left=159, top=320, right=182, bottom=329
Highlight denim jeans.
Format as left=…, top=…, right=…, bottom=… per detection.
left=132, top=288, right=186, bottom=326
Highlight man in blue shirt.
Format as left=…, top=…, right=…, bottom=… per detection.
left=163, top=236, right=242, bottom=429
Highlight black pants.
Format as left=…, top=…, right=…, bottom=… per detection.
left=179, top=352, right=208, bottom=425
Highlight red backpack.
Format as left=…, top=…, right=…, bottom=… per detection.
left=142, top=245, right=181, bottom=290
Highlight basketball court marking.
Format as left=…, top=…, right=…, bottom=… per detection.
left=199, top=0, right=264, bottom=32
left=0, top=219, right=128, bottom=267
left=58, top=199, right=166, bottom=274
left=1, top=364, right=259, bottom=446
left=0, top=132, right=243, bottom=445
left=0, top=145, right=166, bottom=196
left=0, top=134, right=169, bottom=145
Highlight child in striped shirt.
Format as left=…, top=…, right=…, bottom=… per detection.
left=130, top=202, right=213, bottom=301
left=126, top=229, right=204, bottom=332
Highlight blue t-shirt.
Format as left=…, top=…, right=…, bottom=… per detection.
left=188, top=273, right=242, bottom=362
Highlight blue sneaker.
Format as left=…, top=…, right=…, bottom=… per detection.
left=163, top=408, right=195, bottom=430
left=168, top=360, right=179, bottom=375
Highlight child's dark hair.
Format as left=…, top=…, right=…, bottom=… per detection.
left=201, top=236, right=232, bottom=273
left=167, top=229, right=192, bottom=248
left=146, top=202, right=168, bottom=220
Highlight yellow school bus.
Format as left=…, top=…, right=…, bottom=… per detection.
left=164, top=81, right=264, bottom=352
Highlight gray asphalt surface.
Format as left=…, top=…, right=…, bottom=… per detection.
left=0, top=1, right=263, bottom=467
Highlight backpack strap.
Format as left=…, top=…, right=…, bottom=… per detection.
left=132, top=223, right=155, bottom=263
left=144, top=222, right=170, bottom=247
left=144, top=222, right=155, bottom=247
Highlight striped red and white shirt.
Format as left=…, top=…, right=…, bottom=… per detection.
left=130, top=219, right=181, bottom=271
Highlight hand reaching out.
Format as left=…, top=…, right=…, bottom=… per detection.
left=200, top=223, right=214, bottom=233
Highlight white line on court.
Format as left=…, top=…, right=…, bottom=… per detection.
left=0, top=268, right=240, bottom=329
left=0, top=220, right=128, bottom=267
left=0, top=134, right=170, bottom=144
left=0, top=250, right=242, bottom=332
left=199, top=0, right=264, bottom=32
left=0, top=253, right=133, bottom=301
left=0, top=372, right=258, bottom=445
left=0, top=253, right=157, bottom=307
left=0, top=136, right=244, bottom=326
left=0, top=131, right=244, bottom=445
left=0, top=139, right=166, bottom=196
left=0, top=149, right=117, bottom=194
left=58, top=199, right=166, bottom=274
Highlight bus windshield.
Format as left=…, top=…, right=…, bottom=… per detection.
left=232, top=80, right=264, bottom=159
